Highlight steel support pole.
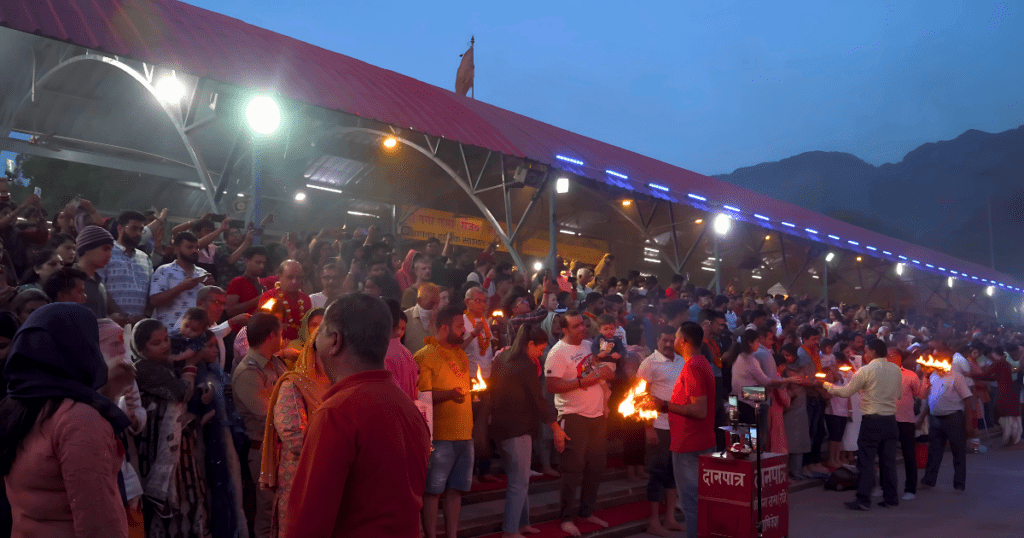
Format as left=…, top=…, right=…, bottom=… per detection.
left=824, top=261, right=829, bottom=309
left=714, top=235, right=721, bottom=295
left=248, top=137, right=264, bottom=245
left=547, top=179, right=558, bottom=275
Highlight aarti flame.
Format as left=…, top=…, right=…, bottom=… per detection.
left=470, top=369, right=488, bottom=392
left=618, top=379, right=659, bottom=421
left=916, top=355, right=952, bottom=372
left=839, top=365, right=852, bottom=372
left=491, top=310, right=505, bottom=319
left=261, top=298, right=276, bottom=311
left=815, top=372, right=827, bottom=379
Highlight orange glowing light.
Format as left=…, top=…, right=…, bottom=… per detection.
left=916, top=355, right=952, bottom=372
left=618, top=379, right=659, bottom=421
left=491, top=310, right=505, bottom=319
left=839, top=365, right=852, bottom=372
left=260, top=298, right=277, bottom=311
left=470, top=369, right=488, bottom=392
left=382, top=136, right=398, bottom=149
left=815, top=372, right=827, bottom=379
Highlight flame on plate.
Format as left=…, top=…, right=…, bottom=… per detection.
left=618, top=379, right=659, bottom=421
left=839, top=365, right=852, bottom=372
left=470, top=369, right=488, bottom=392
left=916, top=355, right=952, bottom=372
left=261, top=298, right=276, bottom=311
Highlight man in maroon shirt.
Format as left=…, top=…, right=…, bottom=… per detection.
left=653, top=321, right=715, bottom=538
left=285, top=293, right=431, bottom=538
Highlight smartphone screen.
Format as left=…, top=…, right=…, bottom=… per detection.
left=728, top=395, right=738, bottom=407
left=33, top=187, right=41, bottom=197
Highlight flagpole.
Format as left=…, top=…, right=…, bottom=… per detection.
left=471, top=36, right=475, bottom=99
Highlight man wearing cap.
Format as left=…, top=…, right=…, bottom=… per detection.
left=73, top=225, right=128, bottom=322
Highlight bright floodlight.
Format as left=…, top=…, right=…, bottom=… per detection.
left=154, top=75, right=185, bottom=103
left=246, top=96, right=281, bottom=134
left=294, top=191, right=307, bottom=202
left=986, top=285, right=994, bottom=296
left=383, top=136, right=398, bottom=149
left=533, top=261, right=544, bottom=272
left=621, top=199, right=632, bottom=207
left=713, top=213, right=731, bottom=236
left=825, top=252, right=835, bottom=263
left=896, top=263, right=904, bottom=276
left=948, top=276, right=954, bottom=288
left=556, top=177, right=570, bottom=194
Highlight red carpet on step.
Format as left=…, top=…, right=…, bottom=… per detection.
left=476, top=500, right=650, bottom=537
left=469, top=457, right=626, bottom=493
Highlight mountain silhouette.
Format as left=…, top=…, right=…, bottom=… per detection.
left=715, top=126, right=1024, bottom=280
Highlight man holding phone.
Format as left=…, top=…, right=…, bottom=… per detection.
left=149, top=231, right=214, bottom=330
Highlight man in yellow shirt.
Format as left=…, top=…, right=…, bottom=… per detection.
left=415, top=304, right=473, bottom=538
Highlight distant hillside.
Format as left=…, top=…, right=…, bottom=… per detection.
left=715, top=126, right=1024, bottom=280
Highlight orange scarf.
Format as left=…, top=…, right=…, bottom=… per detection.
left=423, top=337, right=468, bottom=378
left=465, top=310, right=491, bottom=355
left=704, top=336, right=722, bottom=368
left=803, top=344, right=823, bottom=373
left=259, top=331, right=330, bottom=491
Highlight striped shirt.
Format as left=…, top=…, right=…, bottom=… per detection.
left=98, top=242, right=153, bottom=317
left=824, top=358, right=902, bottom=416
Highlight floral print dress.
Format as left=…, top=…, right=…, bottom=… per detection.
left=271, top=379, right=311, bottom=538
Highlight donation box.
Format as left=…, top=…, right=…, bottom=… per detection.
left=697, top=452, right=789, bottom=538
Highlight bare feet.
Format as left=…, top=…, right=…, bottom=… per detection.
left=663, top=517, right=685, bottom=531
left=560, top=521, right=582, bottom=537
left=646, top=521, right=670, bottom=537
left=519, top=525, right=540, bottom=534
left=584, top=515, right=609, bottom=528
left=500, top=533, right=526, bottom=538
left=806, top=464, right=829, bottom=474
left=542, top=466, right=560, bottom=477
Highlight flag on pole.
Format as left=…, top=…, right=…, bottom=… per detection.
left=456, top=36, right=475, bottom=97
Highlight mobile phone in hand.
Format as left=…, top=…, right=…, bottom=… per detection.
left=33, top=187, right=41, bottom=197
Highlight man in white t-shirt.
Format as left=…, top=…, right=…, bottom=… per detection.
left=636, top=325, right=686, bottom=536
left=921, top=361, right=971, bottom=492
left=545, top=311, right=614, bottom=537
left=309, top=263, right=341, bottom=309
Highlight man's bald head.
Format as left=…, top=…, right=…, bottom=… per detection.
left=278, top=259, right=304, bottom=294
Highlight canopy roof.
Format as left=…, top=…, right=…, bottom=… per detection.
left=0, top=0, right=1021, bottom=296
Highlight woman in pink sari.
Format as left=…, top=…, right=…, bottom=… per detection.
left=770, top=364, right=791, bottom=454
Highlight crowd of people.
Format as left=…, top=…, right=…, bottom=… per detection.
left=0, top=189, right=1021, bottom=538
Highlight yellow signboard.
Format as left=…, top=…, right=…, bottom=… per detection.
left=400, top=207, right=607, bottom=265
left=400, top=207, right=495, bottom=249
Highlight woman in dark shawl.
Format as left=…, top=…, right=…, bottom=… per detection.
left=0, top=303, right=131, bottom=538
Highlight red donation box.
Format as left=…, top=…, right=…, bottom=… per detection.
left=697, top=453, right=789, bottom=538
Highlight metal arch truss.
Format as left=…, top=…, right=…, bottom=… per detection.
left=2, top=50, right=220, bottom=210
left=328, top=127, right=528, bottom=270
left=578, top=184, right=680, bottom=271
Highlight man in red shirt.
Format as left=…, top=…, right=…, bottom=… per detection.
left=225, top=246, right=268, bottom=317
left=258, top=260, right=311, bottom=341
left=654, top=321, right=715, bottom=538
left=285, top=293, right=431, bottom=538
